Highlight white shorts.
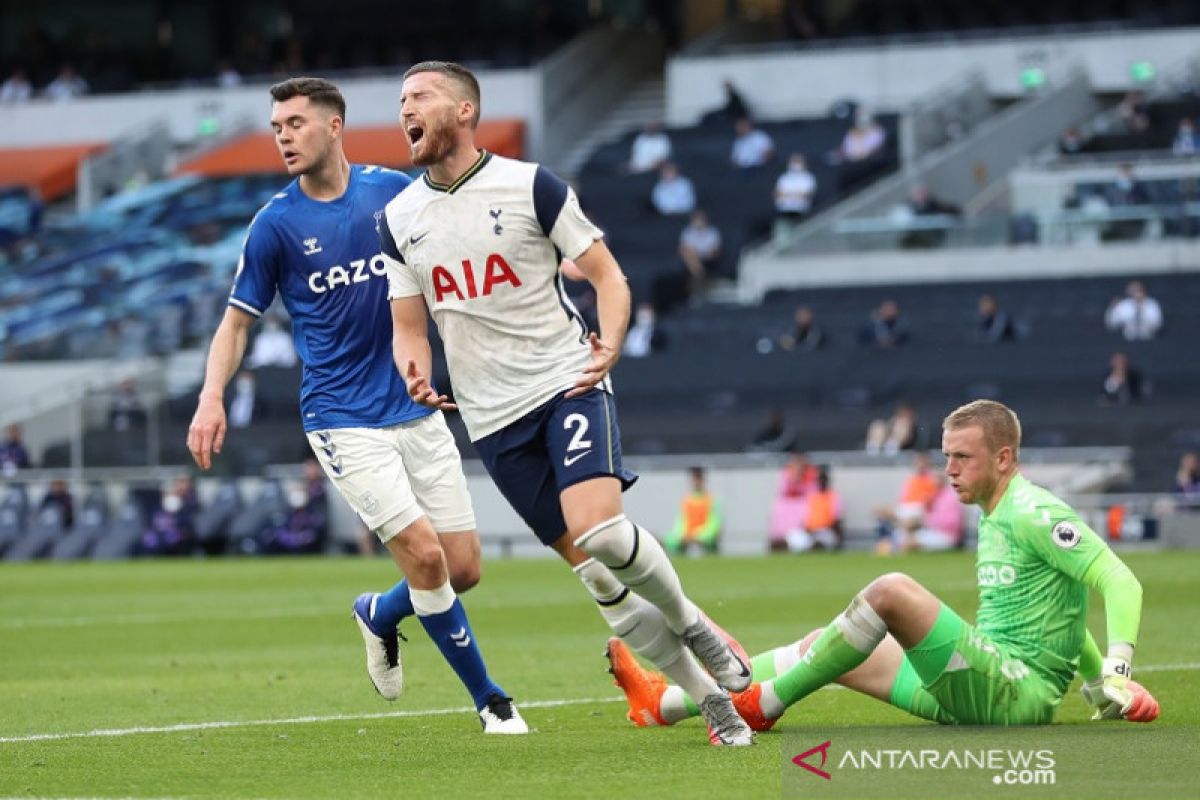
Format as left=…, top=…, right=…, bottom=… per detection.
left=306, top=411, right=475, bottom=542
left=912, top=528, right=958, bottom=551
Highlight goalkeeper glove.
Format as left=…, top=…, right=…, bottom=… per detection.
left=1080, top=658, right=1159, bottom=722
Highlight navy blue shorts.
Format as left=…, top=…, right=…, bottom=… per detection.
left=473, top=389, right=638, bottom=547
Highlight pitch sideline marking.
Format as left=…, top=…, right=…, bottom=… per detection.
left=0, top=696, right=623, bottom=744
left=2, top=662, right=1197, bottom=745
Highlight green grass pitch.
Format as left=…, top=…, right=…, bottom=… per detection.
left=1, top=552, right=1196, bottom=799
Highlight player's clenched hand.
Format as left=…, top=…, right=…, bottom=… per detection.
left=405, top=360, right=457, bottom=411
left=566, top=333, right=618, bottom=398
left=187, top=395, right=227, bottom=471
left=1080, top=659, right=1160, bottom=722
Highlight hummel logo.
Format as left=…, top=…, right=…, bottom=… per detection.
left=451, top=626, right=472, bottom=648
left=489, top=208, right=503, bottom=235
left=410, top=232, right=428, bottom=245
left=563, top=450, right=591, bottom=467
left=302, top=237, right=323, bottom=256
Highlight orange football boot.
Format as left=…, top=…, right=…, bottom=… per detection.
left=605, top=636, right=669, bottom=727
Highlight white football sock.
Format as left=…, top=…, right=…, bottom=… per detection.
left=575, top=515, right=700, bottom=634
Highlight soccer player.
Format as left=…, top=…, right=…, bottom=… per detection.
left=186, top=77, right=526, bottom=734
left=379, top=61, right=754, bottom=746
left=608, top=400, right=1160, bottom=728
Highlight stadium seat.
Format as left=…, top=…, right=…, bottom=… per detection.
left=5, top=504, right=67, bottom=561
left=228, top=480, right=288, bottom=554
left=194, top=480, right=244, bottom=556
left=91, top=497, right=146, bottom=560
left=51, top=485, right=111, bottom=561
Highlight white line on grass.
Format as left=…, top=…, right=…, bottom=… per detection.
left=3, top=661, right=1197, bottom=745
left=0, top=696, right=624, bottom=744
left=0, top=608, right=329, bottom=629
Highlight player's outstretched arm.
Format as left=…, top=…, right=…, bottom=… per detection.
left=568, top=240, right=629, bottom=398
left=390, top=296, right=455, bottom=410
left=188, top=307, right=254, bottom=470
left=1079, top=548, right=1158, bottom=721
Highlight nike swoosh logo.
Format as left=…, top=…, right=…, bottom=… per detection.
left=563, top=450, right=591, bottom=467
left=410, top=232, right=428, bottom=245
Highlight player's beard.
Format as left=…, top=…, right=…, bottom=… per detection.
left=410, top=109, right=457, bottom=166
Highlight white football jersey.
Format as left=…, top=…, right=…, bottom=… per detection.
left=382, top=152, right=605, bottom=441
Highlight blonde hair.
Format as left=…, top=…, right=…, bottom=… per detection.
left=943, top=399, right=1021, bottom=458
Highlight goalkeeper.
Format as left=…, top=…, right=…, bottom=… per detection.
left=609, top=399, right=1160, bottom=728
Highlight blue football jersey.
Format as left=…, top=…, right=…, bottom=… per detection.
left=229, top=164, right=432, bottom=431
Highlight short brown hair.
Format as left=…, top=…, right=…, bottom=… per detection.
left=269, top=77, right=346, bottom=122
left=943, top=400, right=1022, bottom=458
left=403, top=60, right=481, bottom=127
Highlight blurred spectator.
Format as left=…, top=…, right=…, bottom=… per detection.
left=0, top=68, right=32, bottom=103
left=1174, top=452, right=1200, bottom=509
left=43, top=64, right=89, bottom=101
left=1102, top=165, right=1149, bottom=241
left=782, top=467, right=843, bottom=553
left=712, top=78, right=749, bottom=122
left=1172, top=118, right=1198, bottom=157
left=247, top=315, right=297, bottom=368
left=865, top=402, right=919, bottom=455
left=1118, top=90, right=1150, bottom=134
left=874, top=452, right=941, bottom=554
left=108, top=378, right=147, bottom=432
left=651, top=162, right=696, bottom=216
left=749, top=409, right=798, bottom=454
left=837, top=113, right=886, bottom=163
left=216, top=59, right=242, bottom=88
left=774, top=153, right=817, bottom=219
left=1106, top=164, right=1149, bottom=206
left=228, top=370, right=266, bottom=428
left=262, top=460, right=328, bottom=554
left=665, top=466, right=722, bottom=556
left=902, top=184, right=960, bottom=248
left=623, top=303, right=667, bottom=358
left=859, top=300, right=909, bottom=348
left=974, top=294, right=1016, bottom=344
left=768, top=452, right=819, bottom=551
left=730, top=117, right=775, bottom=168
left=1105, top=281, right=1163, bottom=341
left=0, top=423, right=32, bottom=476
left=677, top=209, right=721, bottom=298
left=907, top=183, right=960, bottom=217
left=1100, top=352, right=1146, bottom=406
left=1057, top=126, right=1086, bottom=156
left=777, top=305, right=824, bottom=352
left=39, top=479, right=75, bottom=531
left=628, top=122, right=672, bottom=174
left=138, top=477, right=198, bottom=556
left=885, top=474, right=964, bottom=554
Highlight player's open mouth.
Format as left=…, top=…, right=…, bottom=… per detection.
left=406, top=124, right=424, bottom=145
left=283, top=150, right=299, bottom=164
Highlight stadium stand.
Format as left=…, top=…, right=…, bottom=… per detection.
left=578, top=114, right=899, bottom=307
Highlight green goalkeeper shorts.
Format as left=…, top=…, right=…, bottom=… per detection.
left=900, top=604, right=1062, bottom=725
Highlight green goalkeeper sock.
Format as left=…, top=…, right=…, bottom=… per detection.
left=762, top=594, right=887, bottom=716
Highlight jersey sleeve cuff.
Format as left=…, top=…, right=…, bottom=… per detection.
left=228, top=297, right=265, bottom=317
left=562, top=231, right=604, bottom=262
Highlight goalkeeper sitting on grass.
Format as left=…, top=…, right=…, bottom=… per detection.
left=609, top=399, right=1160, bottom=728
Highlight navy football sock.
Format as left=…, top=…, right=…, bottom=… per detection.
left=411, top=584, right=503, bottom=710
left=371, top=579, right=415, bottom=630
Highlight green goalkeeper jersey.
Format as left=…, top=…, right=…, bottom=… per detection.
left=974, top=473, right=1107, bottom=694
